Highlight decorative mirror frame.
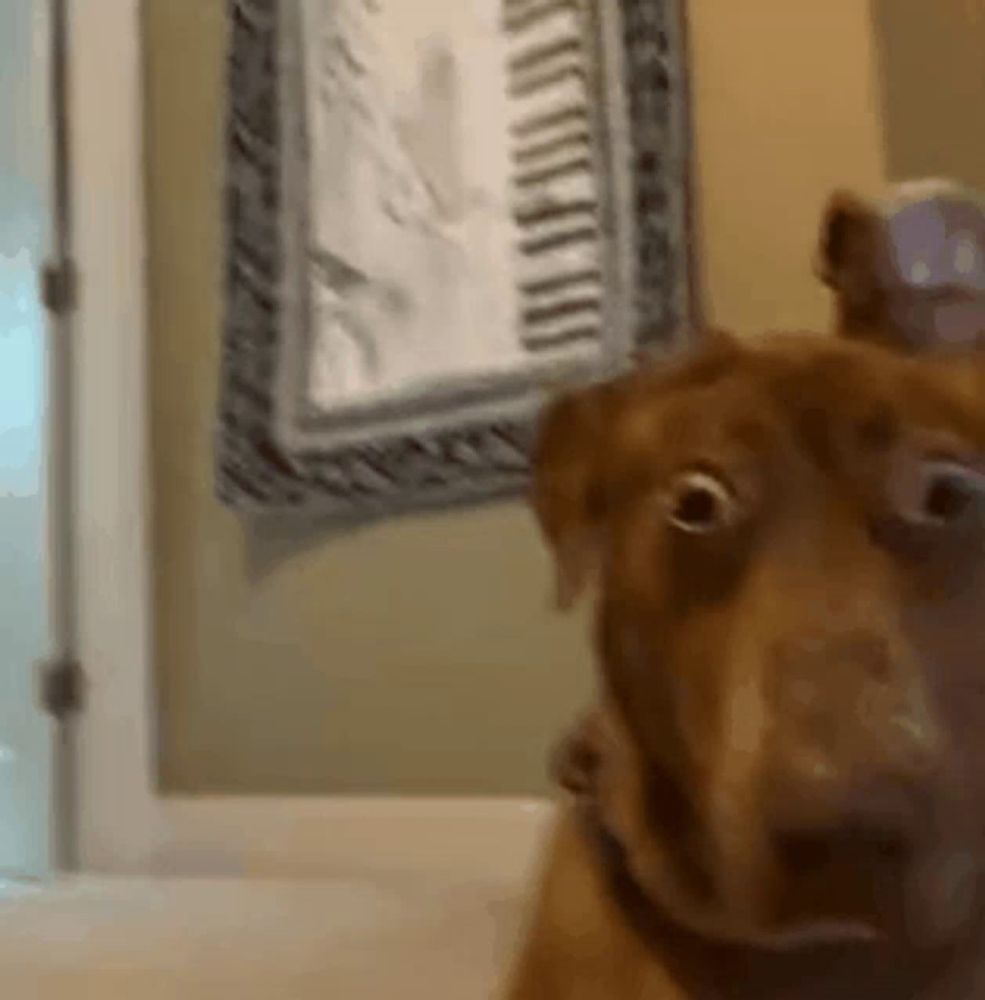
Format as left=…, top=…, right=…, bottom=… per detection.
left=217, top=0, right=695, bottom=519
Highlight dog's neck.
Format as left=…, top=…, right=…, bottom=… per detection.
left=576, top=799, right=975, bottom=999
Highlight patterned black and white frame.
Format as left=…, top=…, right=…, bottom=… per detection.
left=217, top=0, right=694, bottom=519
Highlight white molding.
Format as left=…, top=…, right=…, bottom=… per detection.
left=71, top=0, right=160, bottom=871
left=68, top=0, right=555, bottom=877
left=137, top=796, right=554, bottom=881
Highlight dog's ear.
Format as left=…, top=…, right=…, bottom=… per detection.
left=532, top=382, right=615, bottom=610
left=815, top=190, right=888, bottom=329
left=818, top=182, right=985, bottom=351
left=533, top=333, right=739, bottom=607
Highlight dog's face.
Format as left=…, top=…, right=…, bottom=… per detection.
left=535, top=331, right=985, bottom=947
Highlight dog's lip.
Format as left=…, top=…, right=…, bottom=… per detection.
left=599, top=797, right=890, bottom=952
left=750, top=916, right=884, bottom=951
left=762, top=821, right=919, bottom=948
left=773, top=822, right=913, bottom=869
left=767, top=772, right=932, bottom=860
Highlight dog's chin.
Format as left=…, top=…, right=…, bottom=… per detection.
left=591, top=704, right=937, bottom=951
left=622, top=844, right=885, bottom=953
left=666, top=851, right=891, bottom=952
left=612, top=802, right=890, bottom=952
left=624, top=783, right=911, bottom=951
left=637, top=805, right=984, bottom=955
left=593, top=721, right=886, bottom=950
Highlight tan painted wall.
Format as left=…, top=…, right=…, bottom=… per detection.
left=871, top=0, right=985, bottom=191
left=145, top=0, right=944, bottom=793
left=688, top=0, right=886, bottom=335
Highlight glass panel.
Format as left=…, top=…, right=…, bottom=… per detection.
left=0, top=0, right=54, bottom=878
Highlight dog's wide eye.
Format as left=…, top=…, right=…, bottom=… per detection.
left=665, top=470, right=738, bottom=534
left=902, top=460, right=985, bottom=527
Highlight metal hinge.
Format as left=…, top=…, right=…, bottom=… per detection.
left=37, top=657, right=84, bottom=719
left=40, top=258, right=77, bottom=315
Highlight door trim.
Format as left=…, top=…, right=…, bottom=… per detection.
left=46, top=0, right=80, bottom=873
left=71, top=0, right=160, bottom=871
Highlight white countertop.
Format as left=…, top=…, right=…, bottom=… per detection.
left=0, top=872, right=529, bottom=999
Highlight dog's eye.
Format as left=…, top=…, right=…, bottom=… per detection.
left=902, top=460, right=985, bottom=527
left=665, top=471, right=737, bottom=534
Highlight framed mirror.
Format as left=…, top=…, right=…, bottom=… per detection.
left=217, top=0, right=694, bottom=519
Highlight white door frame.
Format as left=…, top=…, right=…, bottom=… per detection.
left=70, top=0, right=160, bottom=873
left=69, top=0, right=548, bottom=878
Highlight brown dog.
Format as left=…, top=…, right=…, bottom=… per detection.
left=544, top=181, right=985, bottom=834
left=509, top=337, right=985, bottom=1000
left=504, top=317, right=985, bottom=993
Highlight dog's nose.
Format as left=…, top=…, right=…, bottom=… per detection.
left=768, top=630, right=941, bottom=835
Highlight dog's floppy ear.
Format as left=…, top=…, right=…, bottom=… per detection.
left=532, top=382, right=615, bottom=610
left=533, top=333, right=738, bottom=607
left=815, top=190, right=888, bottom=328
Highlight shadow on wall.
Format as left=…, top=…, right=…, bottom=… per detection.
left=243, top=516, right=358, bottom=583
left=242, top=493, right=516, bottom=582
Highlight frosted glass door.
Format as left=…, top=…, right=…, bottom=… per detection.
left=0, top=0, right=56, bottom=878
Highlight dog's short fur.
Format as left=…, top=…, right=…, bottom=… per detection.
left=504, top=186, right=985, bottom=999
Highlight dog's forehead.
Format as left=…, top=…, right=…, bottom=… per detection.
left=621, top=337, right=972, bottom=469
left=744, top=336, right=981, bottom=452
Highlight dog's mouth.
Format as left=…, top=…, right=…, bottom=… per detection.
left=636, top=766, right=920, bottom=947
left=769, top=772, right=935, bottom=910
left=759, top=816, right=921, bottom=947
left=583, top=704, right=941, bottom=950
left=628, top=767, right=893, bottom=949
left=774, top=823, right=911, bottom=873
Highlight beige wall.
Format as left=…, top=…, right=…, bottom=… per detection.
left=688, top=0, right=886, bottom=335
left=871, top=0, right=985, bottom=191
left=144, top=0, right=976, bottom=794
